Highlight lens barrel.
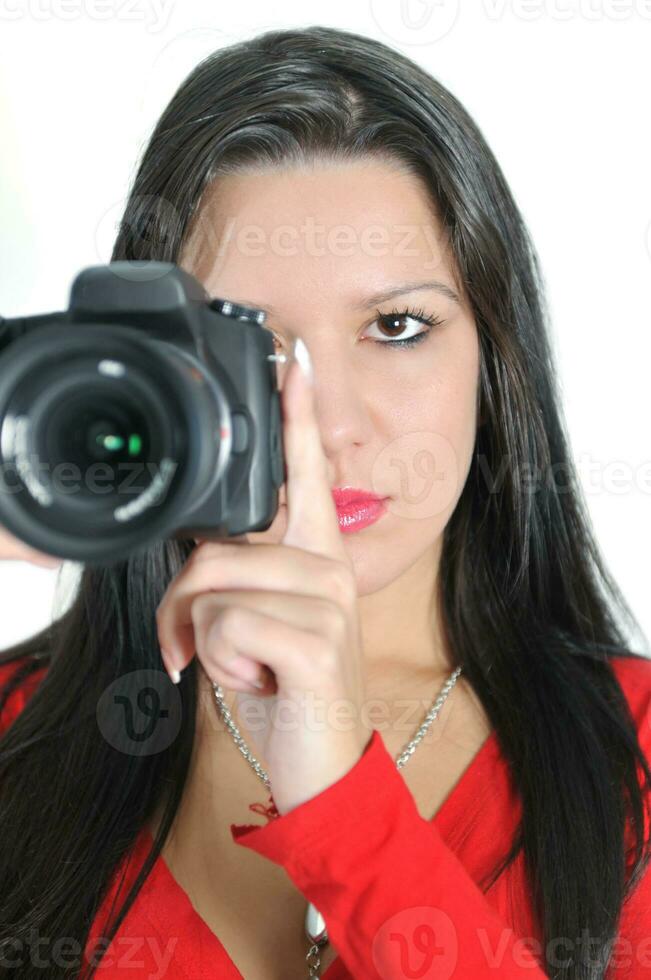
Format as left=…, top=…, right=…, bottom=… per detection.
left=0, top=322, right=230, bottom=561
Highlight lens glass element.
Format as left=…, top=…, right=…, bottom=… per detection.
left=44, top=387, right=154, bottom=497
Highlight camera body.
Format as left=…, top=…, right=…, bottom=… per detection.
left=0, top=262, right=286, bottom=565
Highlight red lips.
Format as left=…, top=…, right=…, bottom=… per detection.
left=278, top=487, right=388, bottom=509
left=331, top=487, right=386, bottom=507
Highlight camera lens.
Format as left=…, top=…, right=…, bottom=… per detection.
left=0, top=322, right=230, bottom=561
left=44, top=389, right=152, bottom=496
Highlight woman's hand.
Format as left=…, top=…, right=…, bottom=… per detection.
left=155, top=344, right=370, bottom=815
left=0, top=525, right=63, bottom=569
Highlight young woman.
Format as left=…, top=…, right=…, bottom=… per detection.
left=1, top=24, right=650, bottom=980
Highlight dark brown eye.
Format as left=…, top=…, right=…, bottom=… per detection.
left=365, top=306, right=444, bottom=349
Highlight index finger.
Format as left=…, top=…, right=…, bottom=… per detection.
left=280, top=339, right=348, bottom=565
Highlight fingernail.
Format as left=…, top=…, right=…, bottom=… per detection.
left=169, top=668, right=181, bottom=685
left=293, top=337, right=313, bottom=384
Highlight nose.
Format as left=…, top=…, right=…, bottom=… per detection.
left=322, top=346, right=371, bottom=430
left=291, top=338, right=374, bottom=480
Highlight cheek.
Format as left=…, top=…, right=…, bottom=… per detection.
left=377, top=365, right=478, bottom=526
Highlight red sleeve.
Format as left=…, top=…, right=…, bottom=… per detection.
left=230, top=660, right=651, bottom=980
left=230, top=728, right=548, bottom=978
left=0, top=657, right=49, bottom=735
left=606, top=658, right=651, bottom=979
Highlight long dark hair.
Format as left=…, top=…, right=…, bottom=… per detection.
left=1, top=25, right=649, bottom=979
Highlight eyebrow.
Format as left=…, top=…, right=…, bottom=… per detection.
left=228, top=279, right=460, bottom=318
left=350, top=279, right=461, bottom=310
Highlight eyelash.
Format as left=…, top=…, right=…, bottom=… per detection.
left=267, top=305, right=444, bottom=354
left=368, top=305, right=445, bottom=349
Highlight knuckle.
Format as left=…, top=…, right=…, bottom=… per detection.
left=221, top=605, right=245, bottom=636
left=318, top=640, right=340, bottom=676
left=189, top=593, right=209, bottom=625
left=319, top=599, right=347, bottom=643
left=304, top=630, right=338, bottom=671
left=210, top=605, right=246, bottom=645
left=324, top=560, right=356, bottom=607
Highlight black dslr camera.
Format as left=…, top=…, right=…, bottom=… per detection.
left=0, top=262, right=286, bottom=565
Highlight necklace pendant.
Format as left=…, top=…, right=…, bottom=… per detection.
left=247, top=792, right=280, bottom=823
left=305, top=901, right=328, bottom=945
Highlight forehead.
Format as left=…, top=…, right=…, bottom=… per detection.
left=180, top=160, right=457, bottom=308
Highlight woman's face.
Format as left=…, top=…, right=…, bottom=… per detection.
left=180, top=158, right=480, bottom=604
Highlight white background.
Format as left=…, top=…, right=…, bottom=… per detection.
left=0, top=0, right=649, bottom=650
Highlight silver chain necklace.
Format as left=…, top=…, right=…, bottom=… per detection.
left=211, top=663, right=463, bottom=978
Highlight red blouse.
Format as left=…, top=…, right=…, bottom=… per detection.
left=1, top=653, right=651, bottom=979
